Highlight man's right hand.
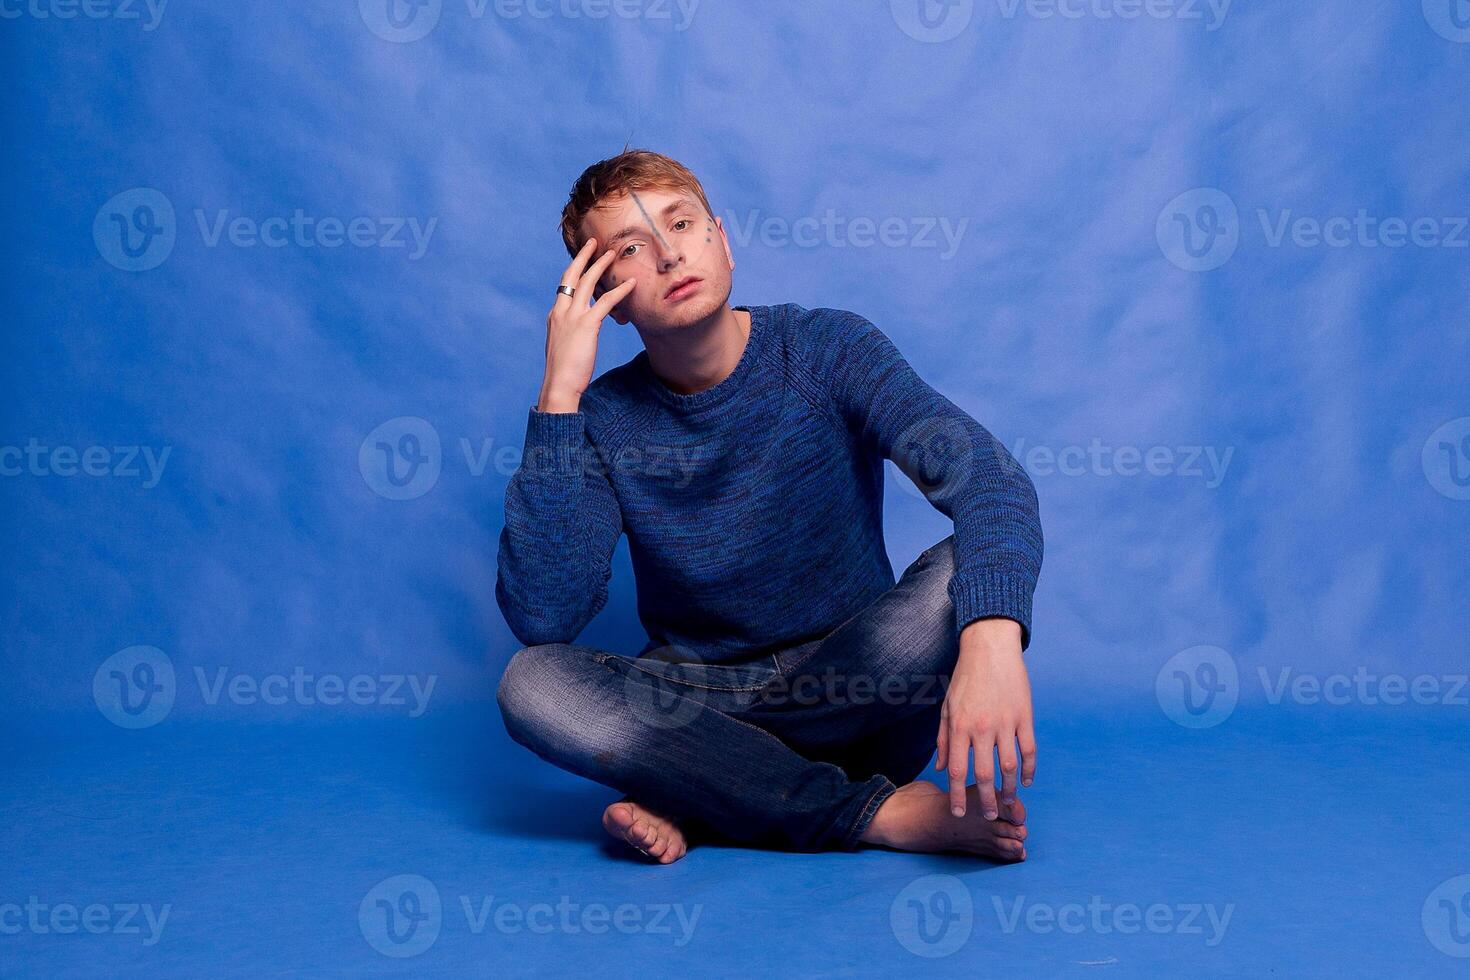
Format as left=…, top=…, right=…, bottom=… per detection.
left=537, top=237, right=637, bottom=414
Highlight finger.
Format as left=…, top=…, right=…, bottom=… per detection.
left=588, top=277, right=637, bottom=319
left=997, top=734, right=1019, bottom=805
left=561, top=237, right=599, bottom=285
left=946, top=729, right=970, bottom=818
left=935, top=709, right=949, bottom=773
left=577, top=247, right=620, bottom=297
left=974, top=736, right=999, bottom=820
left=1019, top=722, right=1037, bottom=788
left=555, top=238, right=600, bottom=308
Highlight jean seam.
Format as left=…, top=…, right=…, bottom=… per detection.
left=842, top=776, right=897, bottom=851
left=618, top=657, right=776, bottom=693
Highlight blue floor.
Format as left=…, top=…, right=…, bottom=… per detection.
left=5, top=704, right=1466, bottom=977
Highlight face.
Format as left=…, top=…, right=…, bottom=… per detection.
left=581, top=186, right=735, bottom=332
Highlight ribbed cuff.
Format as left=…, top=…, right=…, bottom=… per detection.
left=519, top=406, right=586, bottom=477
left=949, top=570, right=1035, bottom=651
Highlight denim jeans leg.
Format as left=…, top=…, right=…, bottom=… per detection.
left=495, top=642, right=894, bottom=852
left=735, top=536, right=963, bottom=841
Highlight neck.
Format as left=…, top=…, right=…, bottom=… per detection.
left=640, top=305, right=752, bottom=395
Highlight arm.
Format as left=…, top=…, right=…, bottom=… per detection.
left=812, top=310, right=1043, bottom=821
left=495, top=407, right=623, bottom=646
left=495, top=237, right=637, bottom=647
left=812, top=311, right=1043, bottom=642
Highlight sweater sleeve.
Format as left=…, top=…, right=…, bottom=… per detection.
left=495, top=406, right=623, bottom=647
left=806, top=310, right=1044, bottom=649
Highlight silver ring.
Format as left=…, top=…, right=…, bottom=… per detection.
left=556, top=284, right=575, bottom=298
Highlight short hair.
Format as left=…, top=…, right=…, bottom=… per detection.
left=559, top=147, right=716, bottom=258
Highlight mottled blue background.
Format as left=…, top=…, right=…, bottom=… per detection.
left=3, top=2, right=1468, bottom=976
left=5, top=0, right=1465, bottom=717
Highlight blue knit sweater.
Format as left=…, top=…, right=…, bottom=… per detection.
left=496, top=303, right=1043, bottom=662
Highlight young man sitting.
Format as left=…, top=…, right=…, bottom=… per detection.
left=495, top=149, right=1043, bottom=865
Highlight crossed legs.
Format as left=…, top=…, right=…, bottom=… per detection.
left=495, top=537, right=1028, bottom=862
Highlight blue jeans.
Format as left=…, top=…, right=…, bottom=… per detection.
left=496, top=536, right=960, bottom=852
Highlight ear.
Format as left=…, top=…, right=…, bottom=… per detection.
left=714, top=215, right=736, bottom=271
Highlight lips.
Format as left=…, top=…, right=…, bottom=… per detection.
left=665, top=277, right=702, bottom=301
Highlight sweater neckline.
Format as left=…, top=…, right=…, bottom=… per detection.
left=636, top=305, right=768, bottom=412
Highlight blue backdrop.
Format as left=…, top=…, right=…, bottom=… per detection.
left=3, top=2, right=1468, bottom=976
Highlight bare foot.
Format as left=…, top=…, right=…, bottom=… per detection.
left=860, top=782, right=1028, bottom=861
left=602, top=799, right=687, bottom=865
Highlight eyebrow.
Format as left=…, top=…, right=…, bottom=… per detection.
left=602, top=196, right=699, bottom=250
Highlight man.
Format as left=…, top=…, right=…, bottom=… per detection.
left=495, top=149, right=1043, bottom=865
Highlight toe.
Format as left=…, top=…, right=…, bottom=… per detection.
left=993, top=821, right=1028, bottom=841
left=603, top=803, right=636, bottom=834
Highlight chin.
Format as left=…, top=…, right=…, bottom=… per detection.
left=638, top=291, right=725, bottom=332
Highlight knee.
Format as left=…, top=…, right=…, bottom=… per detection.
left=496, top=643, right=572, bottom=745
left=911, top=536, right=958, bottom=603
left=920, top=535, right=956, bottom=572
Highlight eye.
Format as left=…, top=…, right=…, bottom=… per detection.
left=672, top=219, right=691, bottom=232
left=620, top=242, right=641, bottom=258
